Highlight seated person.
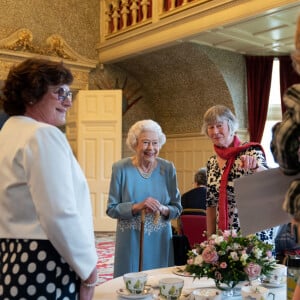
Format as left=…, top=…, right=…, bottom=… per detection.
left=181, top=167, right=206, bottom=214
left=274, top=220, right=300, bottom=264
left=0, top=111, right=9, bottom=129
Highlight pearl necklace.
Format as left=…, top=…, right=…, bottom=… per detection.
left=137, top=166, right=153, bottom=179
left=133, top=157, right=156, bottom=179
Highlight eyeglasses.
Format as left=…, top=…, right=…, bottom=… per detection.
left=54, top=87, right=73, bottom=102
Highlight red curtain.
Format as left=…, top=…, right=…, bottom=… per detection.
left=279, top=56, right=300, bottom=114
left=245, top=56, right=274, bottom=143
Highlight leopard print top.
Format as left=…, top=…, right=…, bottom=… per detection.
left=207, top=144, right=268, bottom=231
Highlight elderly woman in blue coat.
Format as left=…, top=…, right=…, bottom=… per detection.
left=106, top=119, right=182, bottom=277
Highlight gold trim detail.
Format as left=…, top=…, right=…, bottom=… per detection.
left=0, top=28, right=96, bottom=65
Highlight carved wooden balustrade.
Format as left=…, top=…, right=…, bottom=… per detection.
left=102, top=0, right=203, bottom=36
left=98, top=0, right=299, bottom=63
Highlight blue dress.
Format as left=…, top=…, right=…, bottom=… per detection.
left=106, top=157, right=182, bottom=277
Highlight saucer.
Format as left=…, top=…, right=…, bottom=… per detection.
left=192, top=288, right=222, bottom=299
left=261, top=282, right=285, bottom=288
left=116, top=286, right=153, bottom=299
left=261, top=278, right=286, bottom=288
left=172, top=267, right=193, bottom=277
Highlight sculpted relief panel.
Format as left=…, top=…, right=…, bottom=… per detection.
left=0, top=0, right=99, bottom=60
left=0, top=29, right=97, bottom=90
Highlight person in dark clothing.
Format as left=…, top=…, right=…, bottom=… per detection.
left=0, top=111, right=9, bottom=129
left=181, top=167, right=207, bottom=214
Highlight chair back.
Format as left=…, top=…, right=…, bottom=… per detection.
left=179, top=209, right=207, bottom=247
left=181, top=208, right=206, bottom=215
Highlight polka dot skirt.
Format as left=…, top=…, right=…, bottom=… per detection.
left=0, top=239, right=80, bottom=299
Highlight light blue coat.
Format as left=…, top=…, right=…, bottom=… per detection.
left=106, top=157, right=182, bottom=277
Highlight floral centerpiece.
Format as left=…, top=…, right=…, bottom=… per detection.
left=185, top=229, right=276, bottom=291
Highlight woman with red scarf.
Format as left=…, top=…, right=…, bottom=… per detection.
left=202, top=105, right=269, bottom=237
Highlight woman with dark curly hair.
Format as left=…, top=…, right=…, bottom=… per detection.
left=0, top=58, right=98, bottom=300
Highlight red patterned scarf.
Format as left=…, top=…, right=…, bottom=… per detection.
left=214, top=135, right=264, bottom=231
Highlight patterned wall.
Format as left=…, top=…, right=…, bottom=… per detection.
left=95, top=43, right=247, bottom=136
left=0, top=1, right=247, bottom=139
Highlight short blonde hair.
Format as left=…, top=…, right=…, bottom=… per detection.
left=126, top=119, right=166, bottom=153
left=201, top=105, right=239, bottom=136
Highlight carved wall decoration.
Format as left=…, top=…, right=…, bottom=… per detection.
left=0, top=29, right=35, bottom=52
left=0, top=28, right=95, bottom=64
left=0, top=28, right=97, bottom=90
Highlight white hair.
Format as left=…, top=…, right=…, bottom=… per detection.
left=201, top=105, right=239, bottom=136
left=126, top=119, right=166, bottom=152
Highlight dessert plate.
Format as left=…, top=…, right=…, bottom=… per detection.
left=261, top=277, right=286, bottom=288
left=261, top=281, right=286, bottom=288
left=172, top=267, right=193, bottom=277
left=116, top=286, right=153, bottom=299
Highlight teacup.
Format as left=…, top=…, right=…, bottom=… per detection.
left=159, top=277, right=184, bottom=299
left=192, top=288, right=222, bottom=300
left=241, top=285, right=275, bottom=300
left=123, top=272, right=148, bottom=294
left=263, top=263, right=287, bottom=286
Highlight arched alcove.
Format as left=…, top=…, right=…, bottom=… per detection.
left=111, top=42, right=245, bottom=134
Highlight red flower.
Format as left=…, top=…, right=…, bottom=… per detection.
left=220, top=262, right=227, bottom=269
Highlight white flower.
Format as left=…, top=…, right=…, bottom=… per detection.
left=253, top=247, right=263, bottom=259
left=232, top=242, right=241, bottom=250
left=240, top=253, right=249, bottom=262
left=192, top=249, right=198, bottom=256
left=230, top=251, right=239, bottom=261
left=194, top=255, right=203, bottom=265
left=211, top=234, right=218, bottom=240
left=215, top=236, right=224, bottom=244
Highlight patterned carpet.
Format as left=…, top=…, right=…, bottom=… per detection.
left=96, top=236, right=115, bottom=285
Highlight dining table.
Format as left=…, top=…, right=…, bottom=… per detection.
left=94, top=266, right=286, bottom=299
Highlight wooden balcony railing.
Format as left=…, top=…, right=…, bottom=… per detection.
left=98, top=0, right=299, bottom=63
left=101, top=0, right=214, bottom=39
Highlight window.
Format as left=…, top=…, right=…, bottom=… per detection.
left=261, top=59, right=282, bottom=168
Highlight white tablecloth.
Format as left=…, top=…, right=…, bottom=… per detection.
left=94, top=266, right=286, bottom=299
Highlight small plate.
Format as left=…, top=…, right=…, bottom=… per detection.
left=261, top=281, right=285, bottom=288
left=172, top=267, right=193, bottom=277
left=116, top=286, right=153, bottom=299
left=192, top=287, right=222, bottom=298
left=261, top=277, right=286, bottom=288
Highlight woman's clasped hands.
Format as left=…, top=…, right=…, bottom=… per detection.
left=132, top=197, right=169, bottom=216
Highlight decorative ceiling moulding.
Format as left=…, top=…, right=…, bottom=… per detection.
left=0, top=28, right=97, bottom=90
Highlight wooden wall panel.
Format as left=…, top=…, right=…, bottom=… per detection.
left=159, top=134, right=214, bottom=194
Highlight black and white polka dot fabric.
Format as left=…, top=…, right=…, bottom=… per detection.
left=0, top=239, right=80, bottom=299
